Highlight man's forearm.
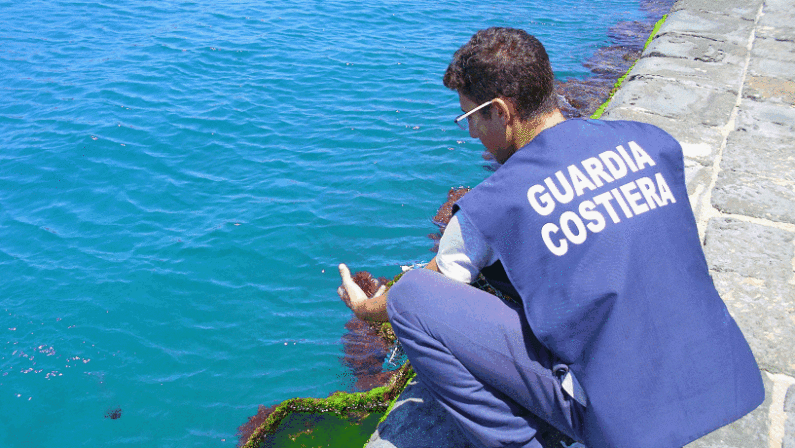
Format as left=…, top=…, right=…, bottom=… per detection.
left=353, top=257, right=440, bottom=322
left=356, top=290, right=389, bottom=322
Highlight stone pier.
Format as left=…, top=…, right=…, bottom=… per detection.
left=367, top=0, right=795, bottom=446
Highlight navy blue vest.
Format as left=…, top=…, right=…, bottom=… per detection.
left=454, top=119, right=763, bottom=448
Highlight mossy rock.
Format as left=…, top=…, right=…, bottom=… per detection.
left=241, top=363, right=414, bottom=448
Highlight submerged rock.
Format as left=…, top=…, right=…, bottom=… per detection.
left=237, top=271, right=405, bottom=447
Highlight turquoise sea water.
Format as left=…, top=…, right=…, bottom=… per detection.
left=1, top=1, right=648, bottom=446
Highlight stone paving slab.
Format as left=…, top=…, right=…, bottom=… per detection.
left=644, top=33, right=748, bottom=66
left=669, top=0, right=763, bottom=21
left=712, top=170, right=795, bottom=224
left=709, top=270, right=795, bottom=375
left=744, top=75, right=795, bottom=105
left=629, top=55, right=746, bottom=94
left=600, top=107, right=723, bottom=166
left=735, top=100, right=795, bottom=137
left=721, top=130, right=795, bottom=182
left=751, top=37, right=795, bottom=63
left=749, top=57, right=795, bottom=83
left=703, top=217, right=794, bottom=280
left=657, top=8, right=757, bottom=45
left=605, top=77, right=737, bottom=127
left=756, top=0, right=795, bottom=36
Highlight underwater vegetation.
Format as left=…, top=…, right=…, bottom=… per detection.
left=237, top=271, right=408, bottom=448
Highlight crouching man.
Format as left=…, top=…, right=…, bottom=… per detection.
left=339, top=27, right=764, bottom=448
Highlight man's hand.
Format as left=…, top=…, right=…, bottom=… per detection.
left=337, top=263, right=387, bottom=321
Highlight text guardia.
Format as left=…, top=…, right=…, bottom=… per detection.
left=527, top=141, right=677, bottom=256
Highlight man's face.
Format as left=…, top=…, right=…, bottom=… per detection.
left=458, top=93, right=511, bottom=164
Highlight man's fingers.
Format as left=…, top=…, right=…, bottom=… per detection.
left=339, top=263, right=359, bottom=292
left=339, top=263, right=352, bottom=284
left=374, top=284, right=387, bottom=297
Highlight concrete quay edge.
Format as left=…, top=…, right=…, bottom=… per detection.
left=367, top=0, right=795, bottom=446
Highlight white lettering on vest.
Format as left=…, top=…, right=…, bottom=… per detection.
left=545, top=171, right=575, bottom=204
left=593, top=191, right=621, bottom=224
left=635, top=177, right=663, bottom=209
left=527, top=184, right=555, bottom=216
left=579, top=199, right=606, bottom=233
left=560, top=211, right=587, bottom=245
left=598, top=150, right=628, bottom=181
left=628, top=141, right=656, bottom=171
left=568, top=164, right=597, bottom=197
left=616, top=145, right=639, bottom=172
left=619, top=181, right=649, bottom=215
left=610, top=187, right=634, bottom=219
left=542, top=222, right=568, bottom=256
left=537, top=172, right=679, bottom=256
left=656, top=172, right=676, bottom=205
left=581, top=157, right=614, bottom=188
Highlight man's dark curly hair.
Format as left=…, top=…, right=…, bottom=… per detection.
left=443, top=27, right=557, bottom=120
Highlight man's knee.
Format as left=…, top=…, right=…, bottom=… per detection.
left=387, top=268, right=436, bottom=318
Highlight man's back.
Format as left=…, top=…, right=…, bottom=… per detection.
left=454, top=118, right=764, bottom=447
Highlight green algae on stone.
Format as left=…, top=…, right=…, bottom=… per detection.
left=262, top=411, right=384, bottom=447
left=591, top=14, right=669, bottom=119
left=241, top=362, right=414, bottom=448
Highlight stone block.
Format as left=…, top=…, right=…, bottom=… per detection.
left=658, top=8, right=756, bottom=46
left=708, top=270, right=795, bottom=376
left=605, top=77, right=736, bottom=127
left=721, top=130, right=795, bottom=181
left=744, top=76, right=795, bottom=105
left=629, top=55, right=746, bottom=94
left=735, top=100, right=795, bottom=137
left=683, top=159, right=713, bottom=225
left=365, top=378, right=476, bottom=448
left=684, top=372, right=772, bottom=447
left=755, top=24, right=795, bottom=43
left=751, top=37, right=795, bottom=63
left=684, top=158, right=712, bottom=195
left=703, top=217, right=794, bottom=281
left=749, top=57, right=795, bottom=83
left=712, top=169, right=795, bottom=224
left=600, top=108, right=723, bottom=166
left=756, top=5, right=795, bottom=38
left=670, top=0, right=763, bottom=22
left=644, top=33, right=747, bottom=66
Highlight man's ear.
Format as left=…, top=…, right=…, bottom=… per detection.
left=491, top=98, right=512, bottom=125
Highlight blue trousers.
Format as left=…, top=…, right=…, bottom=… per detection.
left=388, top=269, right=585, bottom=448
